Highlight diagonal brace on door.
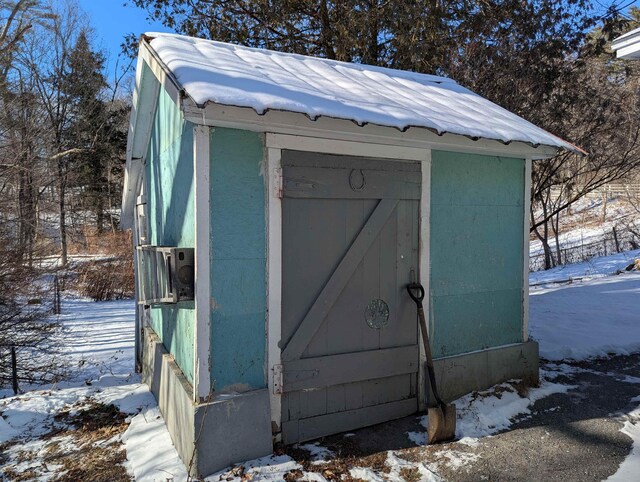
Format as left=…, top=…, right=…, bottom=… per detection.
left=281, top=198, right=399, bottom=362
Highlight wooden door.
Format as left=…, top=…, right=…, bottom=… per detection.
left=280, top=150, right=421, bottom=443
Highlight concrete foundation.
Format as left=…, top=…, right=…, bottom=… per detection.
left=142, top=327, right=273, bottom=478
left=431, top=341, right=540, bottom=403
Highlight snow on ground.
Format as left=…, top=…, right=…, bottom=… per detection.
left=0, top=296, right=187, bottom=481
left=124, top=404, right=189, bottom=481
left=298, top=442, right=336, bottom=464
left=529, top=196, right=636, bottom=258
left=57, top=297, right=136, bottom=382
left=405, top=377, right=573, bottom=451
left=529, top=248, right=640, bottom=285
left=528, top=247, right=640, bottom=480
left=3, top=247, right=640, bottom=480
left=607, top=396, right=640, bottom=482
left=529, top=272, right=640, bottom=360
left=454, top=379, right=574, bottom=439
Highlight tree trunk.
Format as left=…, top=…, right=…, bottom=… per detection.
left=318, top=1, right=336, bottom=60
left=531, top=200, right=553, bottom=270
left=363, top=0, right=379, bottom=65
left=552, top=212, right=562, bottom=266
left=96, top=194, right=104, bottom=233
left=58, top=159, right=67, bottom=267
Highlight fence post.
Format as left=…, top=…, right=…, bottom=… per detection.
left=53, top=275, right=61, bottom=315
left=11, top=346, right=18, bottom=395
left=613, top=227, right=621, bottom=253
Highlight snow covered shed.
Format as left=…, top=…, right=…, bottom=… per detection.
left=121, top=32, right=580, bottom=477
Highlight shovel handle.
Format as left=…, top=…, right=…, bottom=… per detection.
left=406, top=282, right=448, bottom=412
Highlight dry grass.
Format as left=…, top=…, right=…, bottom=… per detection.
left=1, top=467, right=40, bottom=481
left=465, top=377, right=537, bottom=403
left=399, top=466, right=421, bottom=481
left=69, top=227, right=132, bottom=257
left=274, top=438, right=391, bottom=482
left=53, top=401, right=128, bottom=441
left=66, top=229, right=134, bottom=301
left=2, top=401, right=131, bottom=481
left=50, top=445, right=129, bottom=482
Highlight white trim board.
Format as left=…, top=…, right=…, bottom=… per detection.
left=121, top=49, right=160, bottom=229
left=265, top=147, right=283, bottom=438
left=193, top=124, right=212, bottom=402
left=138, top=38, right=186, bottom=107
left=187, top=103, right=559, bottom=160
left=266, top=133, right=429, bottom=161
left=418, top=150, right=432, bottom=411
left=522, top=157, right=532, bottom=343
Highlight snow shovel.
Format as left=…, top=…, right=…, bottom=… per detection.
left=406, top=282, right=456, bottom=444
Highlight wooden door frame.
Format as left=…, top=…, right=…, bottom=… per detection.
left=265, top=133, right=431, bottom=438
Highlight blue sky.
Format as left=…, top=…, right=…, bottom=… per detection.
left=78, top=0, right=174, bottom=78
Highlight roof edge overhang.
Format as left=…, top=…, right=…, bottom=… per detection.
left=122, top=36, right=182, bottom=229
left=182, top=101, right=567, bottom=159
left=613, top=27, right=640, bottom=60
left=140, top=35, right=586, bottom=159
left=122, top=35, right=583, bottom=225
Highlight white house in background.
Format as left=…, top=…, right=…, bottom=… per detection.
left=613, top=27, right=640, bottom=59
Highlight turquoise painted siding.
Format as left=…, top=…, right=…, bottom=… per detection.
left=145, top=73, right=195, bottom=383
left=430, top=151, right=524, bottom=358
left=209, top=128, right=266, bottom=391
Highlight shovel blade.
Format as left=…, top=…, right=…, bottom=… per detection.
left=427, top=404, right=457, bottom=444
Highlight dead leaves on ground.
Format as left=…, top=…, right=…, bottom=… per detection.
left=2, top=401, right=131, bottom=481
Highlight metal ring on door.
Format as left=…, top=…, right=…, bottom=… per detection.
left=349, top=169, right=366, bottom=191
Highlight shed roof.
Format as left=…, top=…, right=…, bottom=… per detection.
left=146, top=33, right=580, bottom=153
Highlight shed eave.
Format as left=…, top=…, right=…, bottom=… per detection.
left=182, top=100, right=566, bottom=160
left=123, top=36, right=578, bottom=224
left=122, top=38, right=177, bottom=229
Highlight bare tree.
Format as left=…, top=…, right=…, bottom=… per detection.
left=0, top=0, right=66, bottom=389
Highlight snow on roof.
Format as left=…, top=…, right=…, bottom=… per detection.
left=146, top=32, right=579, bottom=152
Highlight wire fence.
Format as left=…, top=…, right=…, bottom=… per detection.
left=529, top=226, right=640, bottom=272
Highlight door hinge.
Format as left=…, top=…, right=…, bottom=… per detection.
left=273, top=364, right=283, bottom=394
left=274, top=168, right=283, bottom=199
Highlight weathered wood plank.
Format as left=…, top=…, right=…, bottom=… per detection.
left=383, top=199, right=419, bottom=349
left=282, top=149, right=421, bottom=171
left=359, top=375, right=413, bottom=408
left=283, top=166, right=420, bottom=200
left=283, top=345, right=419, bottom=392
left=282, top=198, right=341, bottom=348
left=282, top=198, right=399, bottom=361
left=326, top=385, right=346, bottom=414
left=324, top=199, right=367, bottom=357
left=281, top=397, right=418, bottom=444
